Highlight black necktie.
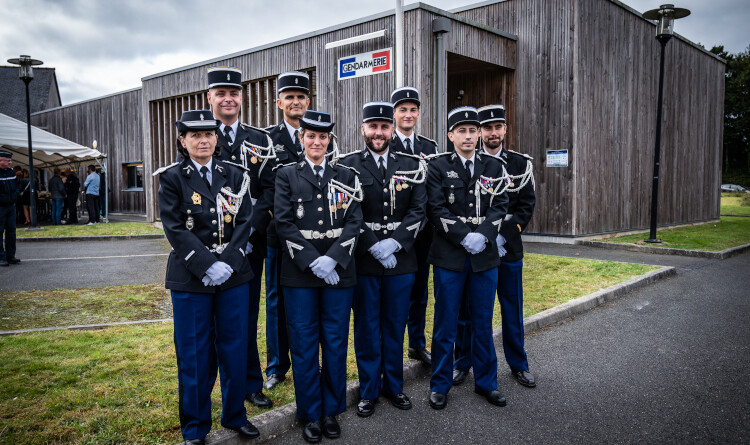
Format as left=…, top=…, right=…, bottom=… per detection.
left=314, top=165, right=323, bottom=185
left=405, top=138, right=413, bottom=154
left=200, top=166, right=211, bottom=189
left=378, top=156, right=386, bottom=180
left=294, top=130, right=302, bottom=152
left=224, top=127, right=233, bottom=145
left=465, top=160, right=473, bottom=180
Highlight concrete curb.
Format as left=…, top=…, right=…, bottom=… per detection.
left=720, top=214, right=750, bottom=218
left=575, top=240, right=750, bottom=259
left=16, top=234, right=166, bottom=242
left=0, top=318, right=172, bottom=337
left=203, top=265, right=676, bottom=445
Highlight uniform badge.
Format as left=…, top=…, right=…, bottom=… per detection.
left=296, top=199, right=305, bottom=219
left=191, top=192, right=201, bottom=205
left=224, top=214, right=232, bottom=223
left=186, top=216, right=194, bottom=231
left=448, top=191, right=455, bottom=204
left=447, top=171, right=459, bottom=179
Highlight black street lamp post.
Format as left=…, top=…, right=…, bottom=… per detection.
left=7, top=55, right=44, bottom=231
left=642, top=5, right=690, bottom=243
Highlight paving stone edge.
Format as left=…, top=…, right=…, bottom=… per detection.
left=16, top=234, right=166, bottom=242
left=575, top=240, right=750, bottom=259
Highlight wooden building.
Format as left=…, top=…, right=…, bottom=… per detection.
left=32, top=0, right=726, bottom=237
left=31, top=88, right=146, bottom=214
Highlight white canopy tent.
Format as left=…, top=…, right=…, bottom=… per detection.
left=0, top=112, right=104, bottom=169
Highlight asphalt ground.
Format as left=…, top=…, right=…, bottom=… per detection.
left=264, top=252, right=750, bottom=445
left=0, top=238, right=170, bottom=291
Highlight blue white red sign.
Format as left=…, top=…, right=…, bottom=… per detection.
left=338, top=48, right=392, bottom=80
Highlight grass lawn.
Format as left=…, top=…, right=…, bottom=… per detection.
left=16, top=222, right=163, bottom=238
left=721, top=192, right=750, bottom=215
left=603, top=217, right=750, bottom=251
left=0, top=254, right=656, bottom=444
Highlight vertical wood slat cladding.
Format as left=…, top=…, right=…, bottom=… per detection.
left=30, top=89, right=145, bottom=214
left=457, top=0, right=723, bottom=235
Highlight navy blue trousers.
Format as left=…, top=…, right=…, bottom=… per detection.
left=246, top=259, right=264, bottom=394
left=455, top=259, right=529, bottom=373
left=407, top=244, right=430, bottom=349
left=0, top=204, right=16, bottom=261
left=431, top=257, right=498, bottom=394
left=265, top=247, right=291, bottom=377
left=283, top=286, right=354, bottom=422
left=354, top=273, right=415, bottom=399
left=171, top=283, right=250, bottom=441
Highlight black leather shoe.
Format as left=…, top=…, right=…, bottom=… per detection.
left=227, top=422, right=260, bottom=439
left=408, top=347, right=432, bottom=366
left=303, top=421, right=322, bottom=443
left=429, top=391, right=447, bottom=410
left=474, top=388, right=507, bottom=407
left=356, top=398, right=376, bottom=417
left=513, top=370, right=536, bottom=388
left=7, top=257, right=20, bottom=264
left=386, top=392, right=412, bottom=410
left=452, top=368, right=469, bottom=385
left=264, top=374, right=286, bottom=390
left=321, top=415, right=341, bottom=439
left=246, top=391, right=273, bottom=408
left=183, top=439, right=205, bottom=445
left=0, top=259, right=8, bottom=267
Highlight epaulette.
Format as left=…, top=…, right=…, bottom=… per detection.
left=272, top=161, right=296, bottom=172
left=336, top=150, right=360, bottom=159
left=240, top=123, right=269, bottom=134
left=221, top=160, right=251, bottom=172
left=423, top=152, right=451, bottom=161
left=417, top=134, right=437, bottom=146
left=482, top=153, right=507, bottom=165
left=335, top=163, right=361, bottom=175
left=507, top=149, right=533, bottom=161
left=393, top=151, right=423, bottom=161
left=151, top=162, right=179, bottom=177
left=265, top=124, right=277, bottom=132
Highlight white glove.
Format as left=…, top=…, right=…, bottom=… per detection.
left=496, top=234, right=507, bottom=258
left=310, top=255, right=337, bottom=279
left=204, top=261, right=233, bottom=286
left=378, top=253, right=397, bottom=269
left=245, top=241, right=254, bottom=255
left=202, top=275, right=216, bottom=287
left=323, top=269, right=340, bottom=285
left=461, top=233, right=487, bottom=255
left=369, top=238, right=400, bottom=260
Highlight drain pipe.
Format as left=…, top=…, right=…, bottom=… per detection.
left=432, top=17, right=450, bottom=151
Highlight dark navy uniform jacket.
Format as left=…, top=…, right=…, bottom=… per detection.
left=426, top=152, right=509, bottom=273
left=215, top=123, right=273, bottom=261
left=157, top=157, right=254, bottom=293
left=0, top=168, right=19, bottom=206
left=481, top=147, right=535, bottom=263
left=390, top=134, right=438, bottom=157
left=274, top=160, right=362, bottom=288
left=338, top=149, right=427, bottom=276
left=265, top=123, right=303, bottom=250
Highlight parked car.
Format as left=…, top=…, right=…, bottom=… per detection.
left=721, top=184, right=749, bottom=193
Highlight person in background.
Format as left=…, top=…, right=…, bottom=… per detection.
left=63, top=169, right=80, bottom=224
left=19, top=169, right=31, bottom=225
left=83, top=165, right=100, bottom=224
left=98, top=169, right=107, bottom=221
left=0, top=151, right=20, bottom=267
left=48, top=168, right=66, bottom=225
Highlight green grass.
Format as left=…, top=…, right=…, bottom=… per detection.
left=0, top=284, right=172, bottom=331
left=604, top=217, right=750, bottom=251
left=721, top=192, right=750, bottom=215
left=16, top=222, right=163, bottom=238
left=0, top=254, right=656, bottom=444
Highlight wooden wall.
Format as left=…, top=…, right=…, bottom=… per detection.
left=456, top=0, right=724, bottom=236
left=31, top=88, right=146, bottom=214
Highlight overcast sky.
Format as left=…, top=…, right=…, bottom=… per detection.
left=1, top=0, right=747, bottom=105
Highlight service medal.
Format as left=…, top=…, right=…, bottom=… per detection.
left=191, top=192, right=201, bottom=205
left=403, top=183, right=409, bottom=189
left=224, top=214, right=232, bottom=223
left=448, top=192, right=455, bottom=204
left=342, top=203, right=348, bottom=210
left=186, top=216, right=194, bottom=230
left=489, top=187, right=494, bottom=193
left=509, top=182, right=514, bottom=188
left=336, top=201, right=342, bottom=209
left=250, top=156, right=258, bottom=164
left=396, top=184, right=403, bottom=192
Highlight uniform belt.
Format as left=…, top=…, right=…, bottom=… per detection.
left=300, top=228, right=343, bottom=240
left=459, top=216, right=486, bottom=225
left=364, top=221, right=401, bottom=231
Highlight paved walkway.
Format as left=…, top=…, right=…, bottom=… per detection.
left=263, top=251, right=749, bottom=444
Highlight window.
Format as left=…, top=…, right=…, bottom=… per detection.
left=123, top=162, right=143, bottom=190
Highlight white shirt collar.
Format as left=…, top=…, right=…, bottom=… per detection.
left=191, top=158, right=213, bottom=174
left=305, top=156, right=326, bottom=174
left=458, top=153, right=476, bottom=167
left=368, top=149, right=389, bottom=168
left=395, top=129, right=414, bottom=148
left=220, top=120, right=239, bottom=137
left=284, top=119, right=301, bottom=143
